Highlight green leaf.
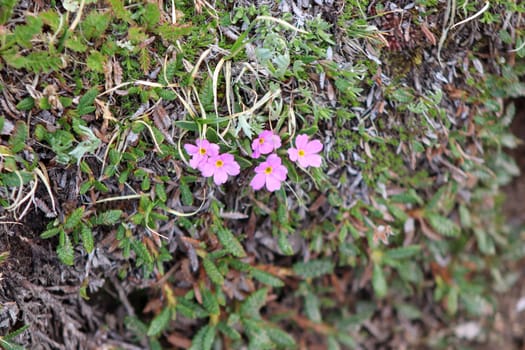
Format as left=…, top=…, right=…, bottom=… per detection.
left=251, top=268, right=284, bottom=287
left=40, top=226, right=61, bottom=239
left=300, top=125, right=319, bottom=136
left=217, top=322, right=241, bottom=340
left=125, top=315, right=148, bottom=335
left=180, top=178, right=193, bottom=206
left=14, top=15, right=43, bottom=48
left=77, top=88, right=99, bottom=116
left=474, top=228, right=495, bottom=255
left=176, top=298, right=208, bottom=319
left=190, top=324, right=216, bottom=350
left=390, top=189, right=423, bottom=205
left=202, top=258, right=225, bottom=286
left=386, top=203, right=409, bottom=222
left=64, top=207, right=84, bottom=230
left=336, top=333, right=357, bottom=348
left=201, top=287, right=220, bottom=316
left=459, top=204, right=471, bottom=228
left=68, top=125, right=102, bottom=162
left=79, top=180, right=93, bottom=195
left=157, top=88, right=177, bottom=101
left=65, top=35, right=88, bottom=52
left=243, top=318, right=273, bottom=350
left=86, top=50, right=106, bottom=73
left=283, top=158, right=299, bottom=182
left=3, top=324, right=29, bottom=341
left=395, top=303, right=422, bottom=320
left=327, top=336, right=341, bottom=350
left=80, top=10, right=110, bottom=40
left=143, top=3, right=161, bottom=30
left=108, top=0, right=132, bottom=23
left=293, top=259, right=334, bottom=279
left=95, top=209, right=123, bottom=225
left=304, top=292, right=321, bottom=322
left=8, top=121, right=27, bottom=153
left=0, top=0, right=17, bottom=25
left=216, top=226, right=246, bottom=258
left=202, top=325, right=216, bottom=350
left=446, top=286, right=459, bottom=315
left=391, top=88, right=414, bottom=103
left=266, top=327, right=296, bottom=348
left=5, top=51, right=62, bottom=73
left=57, top=230, right=74, bottom=266
left=16, top=97, right=35, bottom=111
left=80, top=224, right=94, bottom=253
left=174, top=120, right=199, bottom=131
left=426, top=213, right=460, bottom=237
left=147, top=307, right=171, bottom=336
left=277, top=230, right=294, bottom=255
left=240, top=288, right=268, bottom=319
left=155, top=23, right=192, bottom=43
left=384, top=245, right=421, bottom=260
left=39, top=9, right=60, bottom=31
left=372, top=264, right=387, bottom=298
left=154, top=183, right=167, bottom=202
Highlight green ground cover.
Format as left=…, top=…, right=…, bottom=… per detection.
left=1, top=0, right=525, bottom=348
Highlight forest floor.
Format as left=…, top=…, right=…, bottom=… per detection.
left=1, top=1, right=525, bottom=349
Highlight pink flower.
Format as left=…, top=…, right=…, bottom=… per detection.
left=250, top=154, right=288, bottom=192
left=287, top=134, right=323, bottom=168
left=200, top=153, right=240, bottom=185
left=251, top=130, right=281, bottom=159
left=184, top=139, right=219, bottom=169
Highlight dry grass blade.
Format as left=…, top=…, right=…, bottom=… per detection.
left=34, top=164, right=57, bottom=216
left=450, top=1, right=491, bottom=30
left=255, top=16, right=309, bottom=34
left=134, top=120, right=164, bottom=155
left=437, top=0, right=456, bottom=65
left=68, top=0, right=86, bottom=32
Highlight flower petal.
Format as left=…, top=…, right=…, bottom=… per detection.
left=207, top=143, right=220, bottom=157
left=220, top=153, right=233, bottom=162
left=266, top=175, right=282, bottom=192
left=305, top=139, right=323, bottom=153
left=303, top=154, right=322, bottom=168
left=259, top=142, right=274, bottom=154
left=184, top=144, right=198, bottom=155
left=297, top=154, right=311, bottom=168
left=199, top=161, right=215, bottom=177
left=267, top=154, right=282, bottom=165
left=259, top=130, right=273, bottom=139
left=251, top=138, right=261, bottom=151
left=271, top=134, right=282, bottom=149
left=189, top=155, right=204, bottom=169
left=272, top=164, right=288, bottom=181
left=213, top=169, right=228, bottom=185
left=250, top=173, right=266, bottom=190
left=254, top=162, right=268, bottom=173
left=287, top=148, right=298, bottom=162
left=224, top=161, right=240, bottom=176
left=295, top=134, right=309, bottom=148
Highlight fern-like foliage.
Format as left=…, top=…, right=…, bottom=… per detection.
left=3, top=51, right=63, bottom=73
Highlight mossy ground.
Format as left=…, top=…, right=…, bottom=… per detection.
left=0, top=0, right=525, bottom=349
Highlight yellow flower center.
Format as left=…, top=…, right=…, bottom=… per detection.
left=199, top=147, right=206, bottom=155
left=215, top=160, right=224, bottom=168
left=264, top=166, right=273, bottom=174
left=259, top=138, right=265, bottom=144
left=298, top=149, right=305, bottom=157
